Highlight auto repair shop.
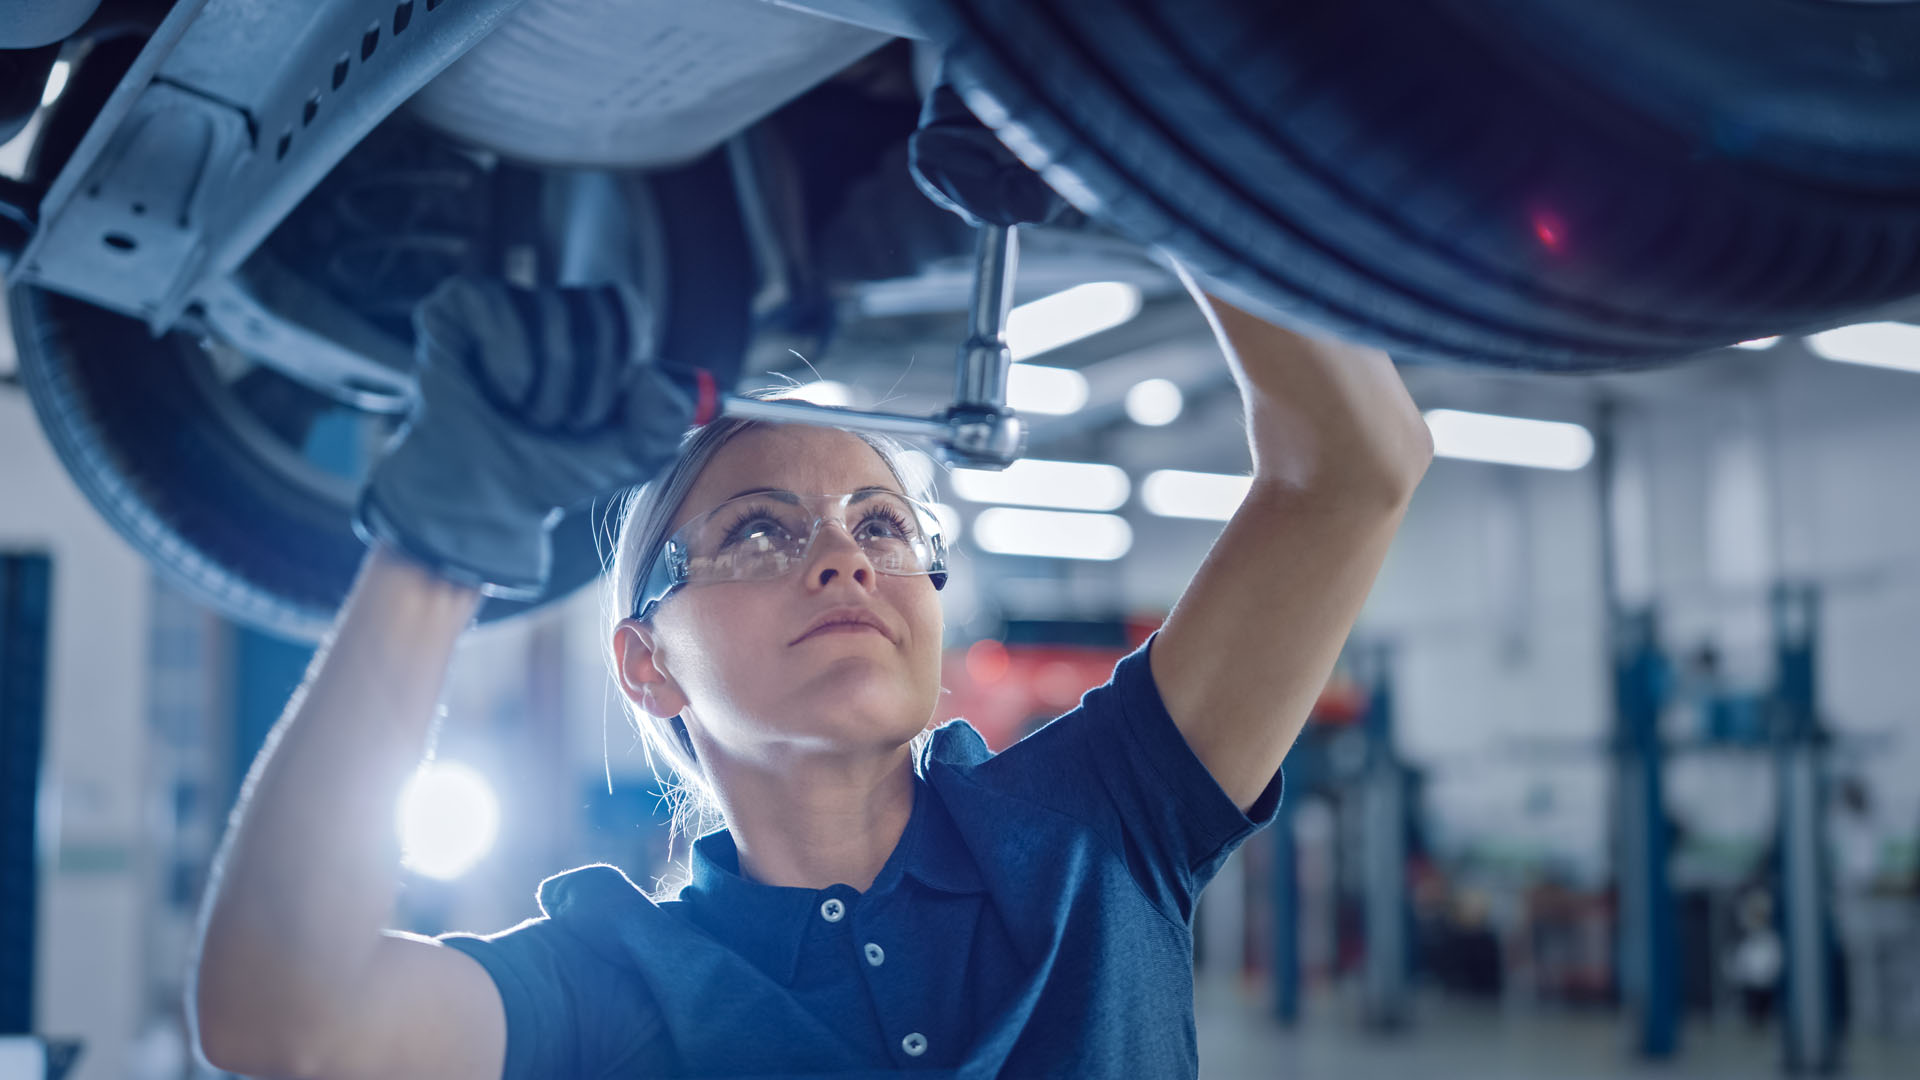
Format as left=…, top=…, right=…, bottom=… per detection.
left=2, top=2, right=1919, bottom=1079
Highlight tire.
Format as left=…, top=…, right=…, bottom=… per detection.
left=922, top=0, right=1920, bottom=370
left=8, top=149, right=753, bottom=641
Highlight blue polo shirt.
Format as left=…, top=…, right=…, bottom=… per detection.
left=438, top=632, right=1284, bottom=1078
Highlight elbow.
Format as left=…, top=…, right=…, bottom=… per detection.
left=195, top=1019, right=326, bottom=1080
left=1256, top=444, right=1430, bottom=514
left=1390, top=423, right=1435, bottom=502
left=190, top=953, right=327, bottom=1079
left=1356, top=418, right=1434, bottom=508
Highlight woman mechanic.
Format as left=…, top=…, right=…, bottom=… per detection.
left=188, top=246, right=1431, bottom=1076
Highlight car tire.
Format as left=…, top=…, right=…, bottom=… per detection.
left=924, top=0, right=1920, bottom=369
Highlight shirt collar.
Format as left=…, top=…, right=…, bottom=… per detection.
left=677, top=771, right=985, bottom=984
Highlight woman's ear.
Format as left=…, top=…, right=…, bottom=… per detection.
left=613, top=619, right=690, bottom=720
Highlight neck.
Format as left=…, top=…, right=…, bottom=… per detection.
left=704, top=742, right=917, bottom=893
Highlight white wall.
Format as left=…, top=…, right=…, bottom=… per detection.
left=0, top=378, right=154, bottom=1080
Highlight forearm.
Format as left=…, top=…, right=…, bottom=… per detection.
left=1148, top=275, right=1432, bottom=811
left=191, top=544, right=482, bottom=1064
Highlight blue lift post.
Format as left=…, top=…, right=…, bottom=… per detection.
left=1270, top=791, right=1301, bottom=1026
left=1771, top=583, right=1838, bottom=1075
left=1271, top=700, right=1339, bottom=1027
left=1595, top=402, right=1679, bottom=1060
left=1358, top=644, right=1411, bottom=1031
left=1613, top=608, right=1679, bottom=1059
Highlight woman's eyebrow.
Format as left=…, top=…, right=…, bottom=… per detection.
left=720, top=487, right=901, bottom=503
left=721, top=486, right=799, bottom=503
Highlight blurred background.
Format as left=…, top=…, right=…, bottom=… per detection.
left=4, top=264, right=1920, bottom=1079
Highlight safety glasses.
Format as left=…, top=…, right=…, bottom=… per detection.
left=632, top=488, right=948, bottom=621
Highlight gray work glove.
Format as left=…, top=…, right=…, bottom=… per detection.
left=353, top=275, right=715, bottom=599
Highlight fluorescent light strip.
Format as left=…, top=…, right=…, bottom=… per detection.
left=1805, top=322, right=1920, bottom=373
left=1142, top=470, right=1251, bottom=521
left=1006, top=282, right=1143, bottom=361
left=972, top=508, right=1133, bottom=560
left=951, top=458, right=1130, bottom=512
left=1732, top=336, right=1780, bottom=351
left=1007, top=363, right=1088, bottom=415
left=1424, top=409, right=1594, bottom=471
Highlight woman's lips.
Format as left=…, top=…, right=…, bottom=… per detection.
left=796, top=622, right=888, bottom=643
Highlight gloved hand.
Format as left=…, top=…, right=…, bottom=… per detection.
left=353, top=275, right=720, bottom=600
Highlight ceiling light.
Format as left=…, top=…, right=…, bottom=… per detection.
left=1805, top=322, right=1920, bottom=373
left=972, top=508, right=1133, bottom=560
left=40, top=60, right=70, bottom=108
left=786, top=380, right=852, bottom=407
left=1006, top=281, right=1143, bottom=361
left=397, top=761, right=500, bottom=881
left=1424, top=409, right=1594, bottom=471
left=1732, top=336, right=1780, bottom=350
left=1007, top=363, right=1088, bottom=415
left=950, top=458, right=1129, bottom=511
left=1142, top=470, right=1251, bottom=520
left=1125, top=378, right=1184, bottom=426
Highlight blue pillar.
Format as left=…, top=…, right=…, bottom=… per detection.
left=0, top=554, right=52, bottom=1035
left=1772, top=584, right=1837, bottom=1075
left=1271, top=796, right=1300, bottom=1025
left=1614, top=609, right=1678, bottom=1059
left=1360, top=645, right=1410, bottom=1030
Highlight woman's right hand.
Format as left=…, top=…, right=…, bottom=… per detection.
left=354, top=275, right=723, bottom=599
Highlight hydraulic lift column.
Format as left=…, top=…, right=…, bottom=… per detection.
left=1773, top=584, right=1838, bottom=1075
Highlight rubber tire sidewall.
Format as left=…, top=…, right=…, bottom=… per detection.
left=8, top=149, right=754, bottom=640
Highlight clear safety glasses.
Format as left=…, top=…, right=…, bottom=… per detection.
left=632, top=488, right=948, bottom=621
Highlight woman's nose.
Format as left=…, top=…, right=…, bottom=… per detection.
left=804, top=521, right=875, bottom=590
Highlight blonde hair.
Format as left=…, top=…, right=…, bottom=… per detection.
left=599, top=388, right=940, bottom=866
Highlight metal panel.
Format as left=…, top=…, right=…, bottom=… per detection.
left=407, top=0, right=892, bottom=168
left=16, top=0, right=530, bottom=326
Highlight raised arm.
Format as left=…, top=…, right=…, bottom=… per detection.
left=1149, top=279, right=1432, bottom=813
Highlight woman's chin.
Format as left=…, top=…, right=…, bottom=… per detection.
left=780, top=667, right=931, bottom=742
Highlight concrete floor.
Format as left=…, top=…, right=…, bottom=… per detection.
left=1194, top=982, right=1917, bottom=1080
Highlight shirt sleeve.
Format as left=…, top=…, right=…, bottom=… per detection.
left=974, top=630, right=1284, bottom=925
left=437, top=911, right=665, bottom=1080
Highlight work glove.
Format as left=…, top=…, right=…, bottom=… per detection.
left=353, top=275, right=723, bottom=599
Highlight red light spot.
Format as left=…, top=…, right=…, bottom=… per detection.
left=965, top=639, right=1009, bottom=684
left=1532, top=210, right=1566, bottom=254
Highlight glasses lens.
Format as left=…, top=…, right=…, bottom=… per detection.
left=682, top=493, right=815, bottom=584
left=847, top=492, right=932, bottom=574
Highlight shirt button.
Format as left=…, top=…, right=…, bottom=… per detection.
left=902, top=1032, right=928, bottom=1057
left=864, top=942, right=885, bottom=967
left=819, top=898, right=845, bottom=923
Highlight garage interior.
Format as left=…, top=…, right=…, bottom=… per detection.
left=4, top=2, right=1920, bottom=1079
